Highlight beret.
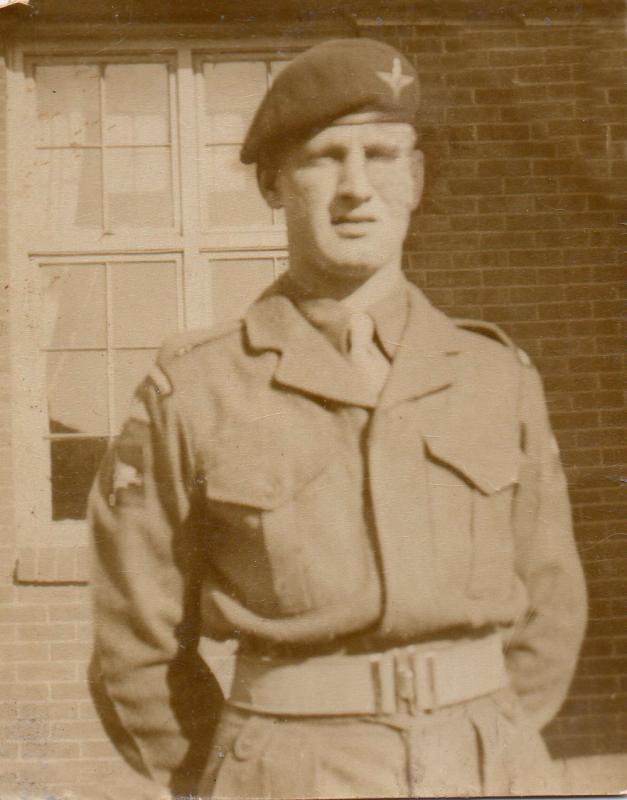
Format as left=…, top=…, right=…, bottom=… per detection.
left=240, top=38, right=419, bottom=165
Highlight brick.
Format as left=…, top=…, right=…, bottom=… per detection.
left=18, top=700, right=79, bottom=721
left=483, top=267, right=536, bottom=286
left=0, top=683, right=48, bottom=701
left=477, top=124, right=529, bottom=140
left=446, top=177, right=502, bottom=195
left=516, top=29, right=575, bottom=48
left=17, top=661, right=77, bottom=682
left=18, top=622, right=76, bottom=641
left=50, top=641, right=90, bottom=661
left=570, top=355, right=622, bottom=373
left=477, top=159, right=530, bottom=177
left=445, top=68, right=515, bottom=88
left=502, top=102, right=575, bottom=123
left=445, top=31, right=518, bottom=51
left=478, top=196, right=532, bottom=214
left=21, top=740, right=81, bottom=759
left=0, top=605, right=47, bottom=623
left=0, top=642, right=49, bottom=662
left=448, top=108, right=506, bottom=127
left=508, top=249, right=558, bottom=267
left=449, top=214, right=503, bottom=231
left=481, top=231, right=535, bottom=249
left=425, top=270, right=481, bottom=288
left=504, top=177, right=558, bottom=194
left=48, top=603, right=93, bottom=622
left=506, top=213, right=560, bottom=230
left=518, top=65, right=572, bottom=84
left=50, top=682, right=91, bottom=701
left=50, top=719, right=105, bottom=740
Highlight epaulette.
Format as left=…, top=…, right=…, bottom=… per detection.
left=156, top=320, right=242, bottom=367
left=454, top=318, right=532, bottom=368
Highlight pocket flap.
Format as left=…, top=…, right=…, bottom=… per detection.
left=425, top=433, right=519, bottom=495
left=204, top=423, right=331, bottom=510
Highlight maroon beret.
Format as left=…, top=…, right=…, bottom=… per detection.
left=240, top=38, right=420, bottom=165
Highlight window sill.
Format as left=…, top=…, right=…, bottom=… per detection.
left=15, top=545, right=89, bottom=585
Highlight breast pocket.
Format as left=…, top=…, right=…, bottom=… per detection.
left=201, top=427, right=332, bottom=615
left=425, top=439, right=519, bottom=600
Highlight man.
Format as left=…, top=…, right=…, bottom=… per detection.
left=89, top=38, right=587, bottom=798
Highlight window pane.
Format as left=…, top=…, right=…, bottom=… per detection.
left=270, top=60, right=289, bottom=83
left=112, top=349, right=157, bottom=432
left=204, top=145, right=271, bottom=228
left=35, top=64, right=101, bottom=147
left=210, top=258, right=276, bottom=325
left=34, top=148, right=103, bottom=230
left=50, top=437, right=108, bottom=521
left=203, top=61, right=267, bottom=144
left=41, top=264, right=107, bottom=349
left=107, top=147, right=174, bottom=228
left=111, top=261, right=179, bottom=348
left=47, top=351, right=109, bottom=435
left=104, top=63, right=170, bottom=146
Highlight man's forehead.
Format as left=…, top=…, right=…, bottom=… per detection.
left=304, top=121, right=417, bottom=150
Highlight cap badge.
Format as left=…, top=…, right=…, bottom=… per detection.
left=376, top=57, right=414, bottom=100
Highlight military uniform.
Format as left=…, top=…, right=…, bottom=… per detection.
left=89, top=38, right=587, bottom=799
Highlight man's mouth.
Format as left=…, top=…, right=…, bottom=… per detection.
left=332, top=216, right=377, bottom=235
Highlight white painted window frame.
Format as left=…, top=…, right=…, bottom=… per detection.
left=8, top=35, right=302, bottom=553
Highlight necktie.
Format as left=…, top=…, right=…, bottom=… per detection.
left=346, top=312, right=390, bottom=396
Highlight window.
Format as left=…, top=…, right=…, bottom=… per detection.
left=9, top=39, right=294, bottom=569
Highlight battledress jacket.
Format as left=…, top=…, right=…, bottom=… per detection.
left=89, top=280, right=587, bottom=792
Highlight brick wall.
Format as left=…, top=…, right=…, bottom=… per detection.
left=0, top=8, right=625, bottom=799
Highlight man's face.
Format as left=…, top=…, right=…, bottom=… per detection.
left=263, top=122, right=423, bottom=283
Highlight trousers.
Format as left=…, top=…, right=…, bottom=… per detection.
left=198, top=689, right=561, bottom=798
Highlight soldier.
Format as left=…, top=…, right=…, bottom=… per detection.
left=89, top=38, right=587, bottom=798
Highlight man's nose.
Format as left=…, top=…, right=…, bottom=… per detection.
left=337, top=151, right=373, bottom=204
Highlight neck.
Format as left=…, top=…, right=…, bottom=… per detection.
left=287, top=259, right=403, bottom=303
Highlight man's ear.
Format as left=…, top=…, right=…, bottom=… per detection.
left=257, top=165, right=283, bottom=209
left=410, top=149, right=425, bottom=211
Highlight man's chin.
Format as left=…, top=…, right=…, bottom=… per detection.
left=318, top=253, right=384, bottom=282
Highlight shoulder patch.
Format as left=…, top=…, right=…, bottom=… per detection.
left=157, top=321, right=242, bottom=367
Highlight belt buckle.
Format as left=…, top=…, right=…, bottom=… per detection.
left=395, top=647, right=438, bottom=714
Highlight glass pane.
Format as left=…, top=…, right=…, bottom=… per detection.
left=104, top=63, right=170, bottom=146
left=270, top=61, right=289, bottom=83
left=203, top=61, right=267, bottom=144
left=204, top=145, right=271, bottom=228
left=34, top=149, right=103, bottom=230
left=111, top=261, right=179, bottom=348
left=41, top=264, right=106, bottom=349
left=47, top=351, right=108, bottom=435
left=107, top=147, right=174, bottom=228
left=50, top=436, right=108, bottom=521
left=112, top=349, right=158, bottom=432
left=35, top=64, right=101, bottom=147
left=210, top=258, right=276, bottom=325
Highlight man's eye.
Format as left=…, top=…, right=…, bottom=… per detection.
left=365, top=147, right=399, bottom=161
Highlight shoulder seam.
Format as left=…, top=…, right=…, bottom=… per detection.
left=454, top=318, right=532, bottom=367
left=157, top=319, right=243, bottom=367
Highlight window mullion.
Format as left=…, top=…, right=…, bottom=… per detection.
left=178, top=44, right=207, bottom=329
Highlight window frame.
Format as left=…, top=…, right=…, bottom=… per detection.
left=8, top=33, right=322, bottom=577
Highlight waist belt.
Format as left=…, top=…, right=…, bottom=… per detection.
left=228, top=632, right=508, bottom=716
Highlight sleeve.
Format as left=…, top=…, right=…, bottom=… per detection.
left=505, top=361, right=588, bottom=730
left=88, top=365, right=223, bottom=794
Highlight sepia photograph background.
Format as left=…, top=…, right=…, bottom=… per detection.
left=0, top=0, right=625, bottom=797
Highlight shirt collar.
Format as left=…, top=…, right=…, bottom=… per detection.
left=279, top=268, right=409, bottom=360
